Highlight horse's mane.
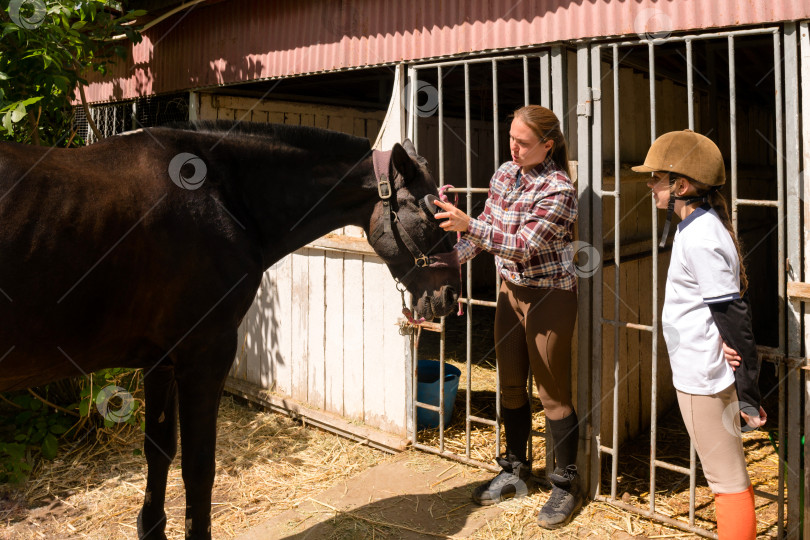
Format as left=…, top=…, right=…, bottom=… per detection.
left=162, top=120, right=371, bottom=157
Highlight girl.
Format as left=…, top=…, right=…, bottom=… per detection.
left=634, top=129, right=766, bottom=540
left=434, top=105, right=582, bottom=529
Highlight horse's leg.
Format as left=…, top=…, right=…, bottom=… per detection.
left=176, top=340, right=234, bottom=540
left=138, top=365, right=178, bottom=540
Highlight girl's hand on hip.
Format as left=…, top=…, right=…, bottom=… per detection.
left=433, top=199, right=471, bottom=233
left=723, top=341, right=741, bottom=371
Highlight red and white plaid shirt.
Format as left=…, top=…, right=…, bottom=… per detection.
left=455, top=157, right=578, bottom=292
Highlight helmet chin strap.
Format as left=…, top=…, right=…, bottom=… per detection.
left=658, top=182, right=719, bottom=248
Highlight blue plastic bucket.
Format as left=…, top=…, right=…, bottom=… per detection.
left=416, top=359, right=461, bottom=430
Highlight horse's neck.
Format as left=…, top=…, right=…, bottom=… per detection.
left=252, top=153, right=377, bottom=266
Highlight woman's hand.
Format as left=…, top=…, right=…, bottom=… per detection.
left=723, top=341, right=741, bottom=371
left=741, top=406, right=767, bottom=430
left=433, top=199, right=472, bottom=232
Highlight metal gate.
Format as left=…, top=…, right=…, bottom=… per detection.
left=406, top=48, right=574, bottom=478
left=405, top=23, right=806, bottom=539
left=585, top=25, right=801, bottom=538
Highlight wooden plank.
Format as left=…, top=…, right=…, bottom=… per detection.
left=601, top=265, right=616, bottom=448
left=274, top=255, right=293, bottom=397
left=363, top=258, right=387, bottom=429
left=291, top=251, right=309, bottom=402
left=343, top=253, right=365, bottom=421
left=787, top=281, right=810, bottom=302
left=307, top=251, right=326, bottom=410
left=382, top=262, right=408, bottom=435
left=305, top=234, right=375, bottom=255
left=324, top=251, right=345, bottom=416
left=224, top=378, right=407, bottom=452
left=243, top=275, right=265, bottom=387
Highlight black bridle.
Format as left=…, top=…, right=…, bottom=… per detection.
left=368, top=149, right=455, bottom=270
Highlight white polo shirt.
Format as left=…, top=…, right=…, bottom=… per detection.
left=662, top=205, right=739, bottom=395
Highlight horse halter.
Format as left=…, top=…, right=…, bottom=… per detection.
left=368, top=150, right=456, bottom=271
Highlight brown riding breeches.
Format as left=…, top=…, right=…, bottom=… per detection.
left=494, top=280, right=578, bottom=421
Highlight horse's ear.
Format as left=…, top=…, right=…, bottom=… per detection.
left=402, top=139, right=418, bottom=157
left=391, top=142, right=418, bottom=183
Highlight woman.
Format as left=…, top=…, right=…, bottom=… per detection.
left=433, top=105, right=582, bottom=529
left=633, top=129, right=765, bottom=539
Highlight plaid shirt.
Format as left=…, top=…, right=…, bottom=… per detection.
left=455, top=157, right=578, bottom=292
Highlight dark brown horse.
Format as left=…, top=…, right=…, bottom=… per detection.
left=0, top=122, right=460, bottom=539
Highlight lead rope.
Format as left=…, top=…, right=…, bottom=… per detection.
left=438, top=185, right=464, bottom=316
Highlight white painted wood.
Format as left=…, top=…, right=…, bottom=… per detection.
left=363, top=258, right=387, bottom=428
left=324, top=251, right=345, bottom=416
left=343, top=253, right=365, bottom=421
left=307, top=250, right=326, bottom=410
left=273, top=255, right=293, bottom=397
left=382, top=263, right=408, bottom=436
left=291, top=251, right=309, bottom=402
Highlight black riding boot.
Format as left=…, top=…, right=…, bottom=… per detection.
left=472, top=402, right=532, bottom=505
left=537, top=411, right=584, bottom=529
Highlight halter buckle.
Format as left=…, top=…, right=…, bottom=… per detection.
left=414, top=255, right=431, bottom=268
left=377, top=174, right=392, bottom=199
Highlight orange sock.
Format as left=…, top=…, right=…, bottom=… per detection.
left=715, top=484, right=756, bottom=540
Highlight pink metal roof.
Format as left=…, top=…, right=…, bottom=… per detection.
left=84, top=0, right=810, bottom=103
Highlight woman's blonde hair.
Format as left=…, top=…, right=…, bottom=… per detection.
left=512, top=105, right=570, bottom=176
left=670, top=175, right=749, bottom=295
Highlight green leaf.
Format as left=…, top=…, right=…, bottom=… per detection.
left=41, top=434, right=58, bottom=460
left=49, top=424, right=68, bottom=435
left=10, top=102, right=26, bottom=123
left=29, top=398, right=42, bottom=411
left=0, top=72, right=9, bottom=80
left=78, top=399, right=90, bottom=417
left=72, top=21, right=86, bottom=31
left=132, top=448, right=142, bottom=456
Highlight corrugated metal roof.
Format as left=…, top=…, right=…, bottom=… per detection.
left=84, top=0, right=810, bottom=103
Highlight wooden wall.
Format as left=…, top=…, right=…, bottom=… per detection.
left=201, top=94, right=413, bottom=438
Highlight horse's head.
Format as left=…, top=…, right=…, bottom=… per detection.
left=366, top=140, right=461, bottom=321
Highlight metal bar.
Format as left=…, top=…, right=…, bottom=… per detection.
left=493, top=60, right=499, bottom=181
left=729, top=36, right=738, bottom=232
left=777, top=24, right=799, bottom=536
left=438, top=322, right=446, bottom=451
left=800, top=20, right=810, bottom=540
left=602, top=319, right=654, bottom=332
left=468, top=415, right=498, bottom=426
left=647, top=39, right=658, bottom=517
left=464, top=62, right=473, bottom=461
left=605, top=26, right=779, bottom=49
left=438, top=66, right=444, bottom=188
left=411, top=68, right=419, bottom=149
left=575, top=42, right=592, bottom=493
left=442, top=187, right=489, bottom=194
left=594, top=496, right=719, bottom=539
left=590, top=42, right=604, bottom=499
left=735, top=198, right=780, bottom=207
left=523, top=56, right=530, bottom=106
left=458, top=298, right=497, bottom=308
left=610, top=42, right=622, bottom=502
left=413, top=50, right=554, bottom=70
left=686, top=39, right=694, bottom=131
left=415, top=401, right=441, bottom=413
left=598, top=444, right=616, bottom=456
left=412, top=442, right=501, bottom=473
left=653, top=459, right=691, bottom=476
left=778, top=362, right=786, bottom=538
left=551, top=46, right=567, bottom=136
left=540, top=50, right=551, bottom=108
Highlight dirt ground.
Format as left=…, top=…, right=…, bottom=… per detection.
left=0, top=394, right=782, bottom=539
